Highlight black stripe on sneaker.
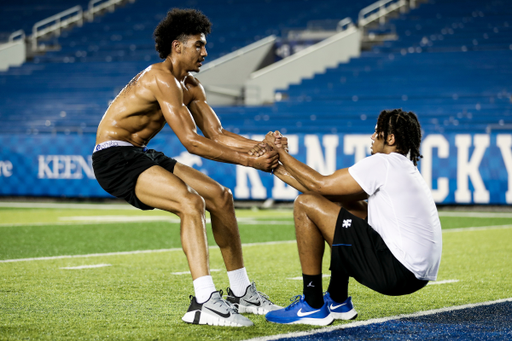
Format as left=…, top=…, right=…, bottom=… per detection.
left=193, top=311, right=200, bottom=324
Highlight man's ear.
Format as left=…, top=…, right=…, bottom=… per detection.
left=387, top=134, right=396, bottom=146
left=172, top=40, right=182, bottom=54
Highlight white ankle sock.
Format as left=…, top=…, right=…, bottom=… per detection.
left=193, top=275, right=216, bottom=304
left=227, top=267, right=251, bottom=297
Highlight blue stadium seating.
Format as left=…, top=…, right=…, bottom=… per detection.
left=0, top=0, right=376, bottom=134
left=0, top=0, right=511, bottom=135
left=249, top=0, right=512, bottom=134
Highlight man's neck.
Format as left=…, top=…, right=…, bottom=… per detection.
left=163, top=58, right=187, bottom=81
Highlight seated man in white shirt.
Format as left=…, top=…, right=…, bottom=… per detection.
left=265, top=109, right=442, bottom=326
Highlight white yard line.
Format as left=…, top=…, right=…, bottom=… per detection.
left=0, top=202, right=137, bottom=210
left=0, top=216, right=292, bottom=227
left=0, top=240, right=297, bottom=263
left=0, top=220, right=179, bottom=227
left=288, top=275, right=331, bottom=280
left=2, top=202, right=512, bottom=217
left=428, top=279, right=459, bottom=285
left=245, top=297, right=512, bottom=341
left=288, top=276, right=459, bottom=285
left=438, top=211, right=512, bottom=218
left=443, top=224, right=512, bottom=232
left=1, top=224, right=510, bottom=264
left=59, top=216, right=180, bottom=223
left=171, top=269, right=222, bottom=275
left=60, top=264, right=111, bottom=270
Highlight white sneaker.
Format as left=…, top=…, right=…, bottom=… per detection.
left=182, top=291, right=254, bottom=327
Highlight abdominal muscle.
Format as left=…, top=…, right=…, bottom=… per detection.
left=96, top=111, right=165, bottom=147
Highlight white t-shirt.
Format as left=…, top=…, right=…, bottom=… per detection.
left=348, top=152, right=442, bottom=281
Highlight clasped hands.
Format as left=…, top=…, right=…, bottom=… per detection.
left=247, top=131, right=288, bottom=172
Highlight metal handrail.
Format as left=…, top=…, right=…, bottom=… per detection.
left=9, top=30, right=26, bottom=42
left=358, top=0, right=407, bottom=27
left=31, top=5, right=83, bottom=50
left=29, top=0, right=134, bottom=51
left=337, top=18, right=353, bottom=31
left=88, top=0, right=132, bottom=21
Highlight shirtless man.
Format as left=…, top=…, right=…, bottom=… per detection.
left=92, top=8, right=283, bottom=327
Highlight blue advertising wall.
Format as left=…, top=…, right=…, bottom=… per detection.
left=0, top=132, right=511, bottom=204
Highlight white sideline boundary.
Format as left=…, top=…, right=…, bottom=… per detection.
left=1, top=202, right=512, bottom=217
left=1, top=224, right=511, bottom=263
left=0, top=202, right=137, bottom=210
left=0, top=240, right=297, bottom=263
left=60, top=264, right=111, bottom=270
left=245, top=297, right=512, bottom=341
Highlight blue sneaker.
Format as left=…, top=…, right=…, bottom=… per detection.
left=265, top=295, right=333, bottom=326
left=324, top=292, right=358, bottom=320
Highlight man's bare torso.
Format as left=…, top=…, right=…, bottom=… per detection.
left=96, top=62, right=197, bottom=147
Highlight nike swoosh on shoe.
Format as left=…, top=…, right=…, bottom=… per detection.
left=330, top=303, right=347, bottom=310
left=297, top=308, right=321, bottom=317
left=204, top=306, right=231, bottom=318
left=242, top=299, right=261, bottom=307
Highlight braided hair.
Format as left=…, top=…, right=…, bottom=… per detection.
left=376, top=109, right=423, bottom=166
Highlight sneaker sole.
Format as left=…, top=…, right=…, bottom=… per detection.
left=238, top=304, right=282, bottom=315
left=330, top=309, right=358, bottom=320
left=266, top=315, right=334, bottom=326
left=182, top=310, right=253, bottom=327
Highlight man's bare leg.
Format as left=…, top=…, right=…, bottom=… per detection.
left=174, top=164, right=280, bottom=310
left=173, top=163, right=243, bottom=271
left=293, top=193, right=342, bottom=275
left=134, top=165, right=255, bottom=326
left=134, top=165, right=209, bottom=280
left=294, top=192, right=368, bottom=309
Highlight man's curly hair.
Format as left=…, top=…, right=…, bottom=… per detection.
left=154, top=8, right=212, bottom=59
left=376, top=109, right=423, bottom=166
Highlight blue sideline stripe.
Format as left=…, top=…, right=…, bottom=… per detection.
left=276, top=301, right=512, bottom=340
left=332, top=244, right=352, bottom=247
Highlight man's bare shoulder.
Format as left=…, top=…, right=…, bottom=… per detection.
left=183, top=72, right=206, bottom=98
left=139, top=63, right=178, bottom=84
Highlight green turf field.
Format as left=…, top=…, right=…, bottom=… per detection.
left=1, top=203, right=511, bottom=340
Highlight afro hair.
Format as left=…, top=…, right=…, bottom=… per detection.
left=153, top=8, right=212, bottom=59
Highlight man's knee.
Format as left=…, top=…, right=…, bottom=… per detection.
left=209, top=186, right=234, bottom=212
left=180, top=192, right=205, bottom=216
left=294, top=193, right=322, bottom=213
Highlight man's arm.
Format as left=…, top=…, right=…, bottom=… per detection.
left=189, top=98, right=258, bottom=151
left=153, top=74, right=278, bottom=171
left=272, top=164, right=309, bottom=193
left=273, top=145, right=365, bottom=197
left=187, top=79, right=287, bottom=154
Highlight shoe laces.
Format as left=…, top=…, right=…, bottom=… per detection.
left=256, top=291, right=274, bottom=305
left=285, top=295, right=303, bottom=311
left=214, top=290, right=239, bottom=314
left=249, top=282, right=276, bottom=306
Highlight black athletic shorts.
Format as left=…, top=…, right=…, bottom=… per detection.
left=330, top=208, right=428, bottom=296
left=92, top=146, right=177, bottom=210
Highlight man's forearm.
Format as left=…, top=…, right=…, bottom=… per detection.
left=213, top=129, right=259, bottom=152
left=186, top=133, right=250, bottom=166
left=277, top=151, right=323, bottom=192
left=273, top=165, right=309, bottom=193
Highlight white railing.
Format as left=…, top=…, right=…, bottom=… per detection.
left=88, top=0, right=135, bottom=21
left=337, top=18, right=354, bottom=31
left=9, top=30, right=26, bottom=43
left=28, top=0, right=134, bottom=52
left=358, top=0, right=408, bottom=27
left=31, top=5, right=83, bottom=50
